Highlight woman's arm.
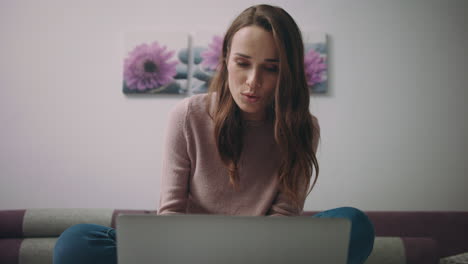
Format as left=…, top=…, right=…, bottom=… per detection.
left=158, top=98, right=192, bottom=215
left=267, top=115, right=320, bottom=216
left=267, top=192, right=306, bottom=216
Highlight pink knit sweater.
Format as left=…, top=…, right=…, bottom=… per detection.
left=158, top=94, right=319, bottom=216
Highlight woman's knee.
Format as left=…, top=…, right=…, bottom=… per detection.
left=316, top=207, right=375, bottom=238
left=315, top=207, right=373, bottom=228
left=54, top=223, right=116, bottom=264
left=313, top=207, right=375, bottom=264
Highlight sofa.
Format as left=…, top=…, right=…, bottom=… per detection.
left=1, top=209, right=467, bottom=264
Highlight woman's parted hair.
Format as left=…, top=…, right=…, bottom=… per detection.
left=206, top=4, right=319, bottom=209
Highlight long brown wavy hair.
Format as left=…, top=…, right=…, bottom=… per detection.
left=206, top=4, right=320, bottom=208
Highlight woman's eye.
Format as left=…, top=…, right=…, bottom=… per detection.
left=236, top=62, right=249, bottom=67
left=265, top=66, right=278, bottom=72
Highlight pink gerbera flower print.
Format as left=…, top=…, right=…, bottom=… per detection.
left=124, top=41, right=178, bottom=91
left=304, top=49, right=327, bottom=86
left=201, top=35, right=223, bottom=71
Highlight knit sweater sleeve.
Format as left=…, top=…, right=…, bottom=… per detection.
left=267, top=115, right=321, bottom=216
left=158, top=98, right=191, bottom=215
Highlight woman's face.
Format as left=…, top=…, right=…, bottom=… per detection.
left=227, top=26, right=279, bottom=121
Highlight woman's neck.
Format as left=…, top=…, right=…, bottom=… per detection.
left=241, top=110, right=266, bottom=121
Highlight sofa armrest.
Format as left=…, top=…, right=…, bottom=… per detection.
left=0, top=209, right=115, bottom=238
left=365, top=237, right=439, bottom=264
left=0, top=210, right=25, bottom=238
left=402, top=237, right=439, bottom=264
left=0, top=209, right=156, bottom=239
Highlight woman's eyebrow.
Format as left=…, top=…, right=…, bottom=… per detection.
left=234, top=53, right=251, bottom=59
left=234, top=52, right=279, bottom=62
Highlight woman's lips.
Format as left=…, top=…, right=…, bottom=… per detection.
left=241, top=93, right=260, bottom=103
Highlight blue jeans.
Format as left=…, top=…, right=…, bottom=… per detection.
left=53, top=207, right=374, bottom=264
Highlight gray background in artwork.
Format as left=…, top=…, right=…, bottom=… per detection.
left=0, top=0, right=467, bottom=211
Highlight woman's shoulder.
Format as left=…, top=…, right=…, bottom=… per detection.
left=169, top=93, right=213, bottom=124
left=170, top=93, right=210, bottom=112
left=187, top=93, right=212, bottom=112
left=310, top=114, right=320, bottom=136
left=311, top=114, right=319, bottom=128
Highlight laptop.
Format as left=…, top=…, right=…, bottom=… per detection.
left=116, top=214, right=351, bottom=264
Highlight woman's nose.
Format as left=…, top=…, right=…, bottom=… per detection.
left=246, top=69, right=262, bottom=89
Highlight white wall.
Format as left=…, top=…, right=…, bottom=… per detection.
left=1, top=0, right=467, bottom=211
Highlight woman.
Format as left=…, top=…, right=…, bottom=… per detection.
left=158, top=5, right=318, bottom=216
left=54, top=4, right=374, bottom=264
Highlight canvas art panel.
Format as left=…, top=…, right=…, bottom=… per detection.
left=122, top=32, right=190, bottom=95
left=189, top=31, right=225, bottom=95
left=302, top=32, right=328, bottom=94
